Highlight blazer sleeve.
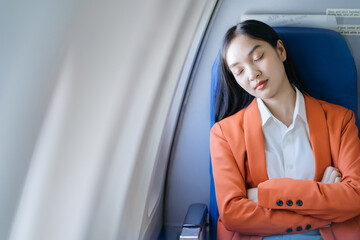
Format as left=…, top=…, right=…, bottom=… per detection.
left=210, top=122, right=331, bottom=236
left=257, top=110, right=360, bottom=223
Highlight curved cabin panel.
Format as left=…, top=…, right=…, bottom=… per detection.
left=1, top=0, right=360, bottom=240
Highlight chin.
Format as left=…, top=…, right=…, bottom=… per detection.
left=255, top=91, right=273, bottom=100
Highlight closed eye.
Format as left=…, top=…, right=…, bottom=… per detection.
left=254, top=53, right=264, bottom=62
left=234, top=69, right=243, bottom=76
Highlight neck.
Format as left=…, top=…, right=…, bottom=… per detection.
left=262, top=86, right=296, bottom=127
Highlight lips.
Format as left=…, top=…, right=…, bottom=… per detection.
left=255, top=80, right=268, bottom=90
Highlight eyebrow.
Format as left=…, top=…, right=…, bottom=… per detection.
left=229, top=44, right=261, bottom=69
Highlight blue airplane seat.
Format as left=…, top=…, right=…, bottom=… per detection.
left=210, top=27, right=358, bottom=238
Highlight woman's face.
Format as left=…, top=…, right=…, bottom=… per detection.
left=225, top=34, right=292, bottom=101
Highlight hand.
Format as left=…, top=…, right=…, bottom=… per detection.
left=247, top=188, right=258, bottom=203
left=321, top=166, right=342, bottom=184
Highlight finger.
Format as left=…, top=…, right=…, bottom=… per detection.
left=247, top=188, right=258, bottom=202
left=321, top=166, right=333, bottom=183
left=247, top=188, right=256, bottom=195
left=322, top=166, right=335, bottom=183
left=328, top=169, right=341, bottom=184
left=334, top=177, right=341, bottom=182
left=332, top=167, right=341, bottom=174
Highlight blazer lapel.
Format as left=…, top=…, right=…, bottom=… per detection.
left=304, top=95, right=332, bottom=181
left=244, top=100, right=269, bottom=185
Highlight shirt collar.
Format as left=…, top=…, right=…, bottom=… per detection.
left=257, top=87, right=308, bottom=127
left=294, top=87, right=308, bottom=124
left=257, top=97, right=273, bottom=126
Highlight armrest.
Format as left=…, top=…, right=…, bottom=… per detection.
left=179, top=203, right=208, bottom=240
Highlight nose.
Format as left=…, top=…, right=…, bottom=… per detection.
left=249, top=69, right=262, bottom=81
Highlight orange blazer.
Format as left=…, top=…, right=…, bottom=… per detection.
left=210, top=95, right=360, bottom=240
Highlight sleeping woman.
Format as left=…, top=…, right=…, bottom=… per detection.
left=210, top=20, right=360, bottom=240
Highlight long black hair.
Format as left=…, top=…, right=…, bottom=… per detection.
left=215, top=20, right=308, bottom=122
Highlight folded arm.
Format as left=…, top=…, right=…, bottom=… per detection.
left=247, top=166, right=341, bottom=203
left=210, top=123, right=330, bottom=236
left=257, top=110, right=360, bottom=222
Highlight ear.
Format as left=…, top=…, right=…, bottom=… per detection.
left=276, top=40, right=287, bottom=62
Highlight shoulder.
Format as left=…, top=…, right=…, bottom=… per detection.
left=210, top=108, right=246, bottom=140
left=211, top=99, right=256, bottom=137
left=307, top=95, right=355, bottom=128
left=317, top=99, right=349, bottom=115
left=317, top=98, right=354, bottom=122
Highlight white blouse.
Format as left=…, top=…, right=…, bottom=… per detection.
left=257, top=88, right=315, bottom=180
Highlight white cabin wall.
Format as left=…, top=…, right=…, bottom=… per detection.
left=1, top=0, right=208, bottom=240
left=0, top=1, right=79, bottom=239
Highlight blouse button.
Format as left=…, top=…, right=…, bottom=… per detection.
left=286, top=200, right=293, bottom=206
left=277, top=200, right=283, bottom=206
left=296, top=200, right=303, bottom=206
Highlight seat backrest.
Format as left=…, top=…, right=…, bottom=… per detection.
left=209, top=27, right=358, bottom=238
